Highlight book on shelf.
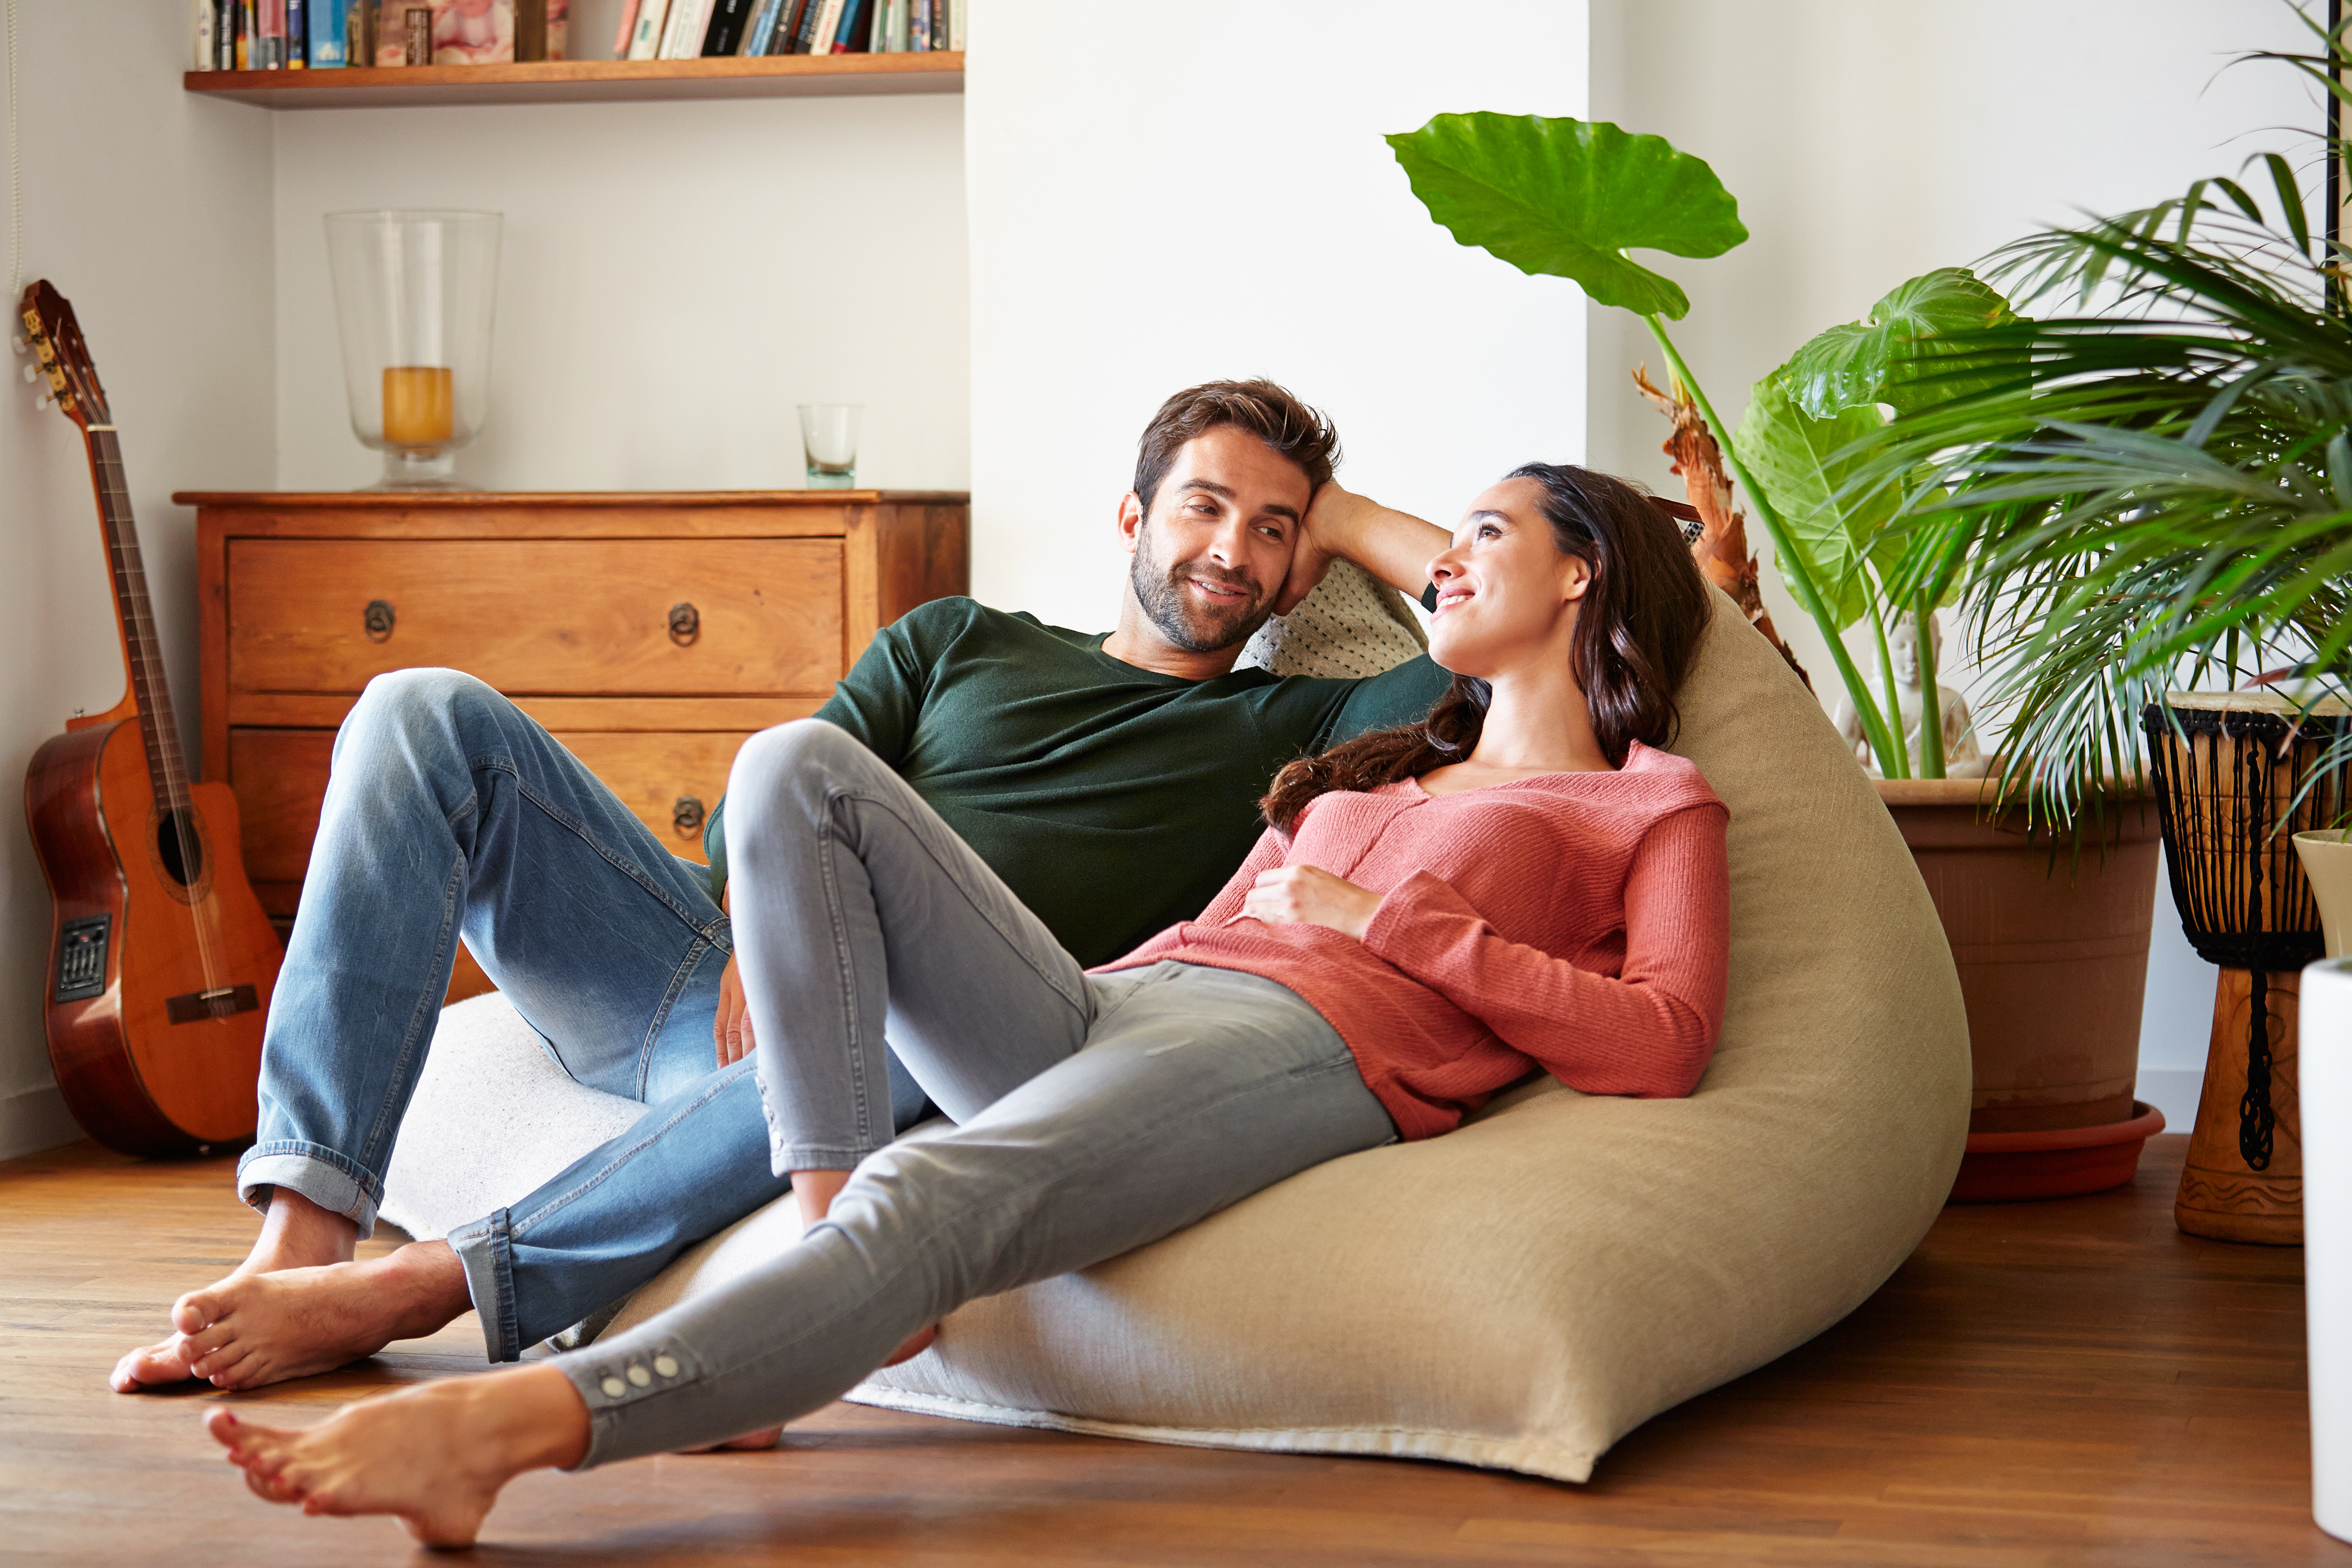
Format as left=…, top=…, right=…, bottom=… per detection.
left=255, top=0, right=288, bottom=68
left=307, top=0, right=345, bottom=63
left=741, top=0, right=783, bottom=55
left=795, top=0, right=842, bottom=55
left=626, top=0, right=668, bottom=58
left=700, top=0, right=757, bottom=55
left=657, top=0, right=712, bottom=58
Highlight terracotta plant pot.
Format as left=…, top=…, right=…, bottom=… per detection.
left=1878, top=780, right=2163, bottom=1177
left=1947, top=1100, right=2167, bottom=1203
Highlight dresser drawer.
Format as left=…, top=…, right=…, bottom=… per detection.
left=226, top=538, right=844, bottom=697
left=229, top=726, right=757, bottom=915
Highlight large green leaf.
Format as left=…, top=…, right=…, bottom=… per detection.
left=1737, top=376, right=1900, bottom=629
left=1779, top=267, right=2019, bottom=418
left=1385, top=113, right=1748, bottom=319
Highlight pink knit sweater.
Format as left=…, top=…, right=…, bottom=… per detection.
left=1100, top=743, right=1731, bottom=1141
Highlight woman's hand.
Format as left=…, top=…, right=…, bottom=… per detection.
left=714, top=953, right=755, bottom=1066
left=1242, top=864, right=1382, bottom=941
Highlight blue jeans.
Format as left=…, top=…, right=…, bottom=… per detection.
left=238, top=670, right=926, bottom=1361
left=552, top=722, right=1399, bottom=1466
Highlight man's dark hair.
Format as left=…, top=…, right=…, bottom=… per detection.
left=1131, top=379, right=1341, bottom=514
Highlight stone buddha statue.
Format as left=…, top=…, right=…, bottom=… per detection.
left=1833, top=611, right=1987, bottom=778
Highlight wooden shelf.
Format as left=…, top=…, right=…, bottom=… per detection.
left=183, top=52, right=963, bottom=109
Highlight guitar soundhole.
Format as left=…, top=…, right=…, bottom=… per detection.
left=155, top=809, right=206, bottom=889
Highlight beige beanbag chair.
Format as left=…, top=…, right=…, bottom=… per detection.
left=385, top=585, right=1969, bottom=1483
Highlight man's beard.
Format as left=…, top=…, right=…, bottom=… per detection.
left=1131, top=540, right=1276, bottom=655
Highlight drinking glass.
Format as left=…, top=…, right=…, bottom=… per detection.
left=325, top=209, right=502, bottom=490
left=798, top=403, right=862, bottom=489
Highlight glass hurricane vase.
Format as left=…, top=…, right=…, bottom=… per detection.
left=324, top=209, right=502, bottom=490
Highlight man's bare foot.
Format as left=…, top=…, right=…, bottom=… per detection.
left=134, top=1243, right=470, bottom=1392
left=205, top=1363, right=590, bottom=1548
left=113, top=1187, right=363, bottom=1392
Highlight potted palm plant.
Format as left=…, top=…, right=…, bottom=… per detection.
left=1846, top=16, right=2352, bottom=1237
left=1385, top=112, right=2167, bottom=1191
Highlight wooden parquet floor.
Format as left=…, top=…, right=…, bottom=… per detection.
left=0, top=1133, right=2342, bottom=1566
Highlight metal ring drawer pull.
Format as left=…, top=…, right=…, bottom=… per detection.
left=668, top=602, right=700, bottom=646
left=364, top=599, right=396, bottom=642
left=673, top=796, right=706, bottom=835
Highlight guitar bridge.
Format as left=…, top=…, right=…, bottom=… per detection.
left=167, top=984, right=261, bottom=1025
left=53, top=915, right=109, bottom=1001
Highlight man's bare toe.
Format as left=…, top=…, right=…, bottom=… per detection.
left=165, top=1267, right=414, bottom=1390
left=111, top=1334, right=200, bottom=1392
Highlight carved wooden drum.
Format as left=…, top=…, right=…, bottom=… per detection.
left=2145, top=690, right=2349, bottom=1243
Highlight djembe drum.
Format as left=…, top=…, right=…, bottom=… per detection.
left=2145, top=691, right=2350, bottom=1243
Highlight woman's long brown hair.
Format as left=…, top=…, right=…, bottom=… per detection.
left=1261, top=463, right=1711, bottom=834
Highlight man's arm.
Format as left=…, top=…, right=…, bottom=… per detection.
left=1274, top=480, right=1452, bottom=615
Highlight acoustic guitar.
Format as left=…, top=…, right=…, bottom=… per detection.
left=20, top=280, right=281, bottom=1156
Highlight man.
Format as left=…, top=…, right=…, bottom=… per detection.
left=114, top=379, right=1453, bottom=1394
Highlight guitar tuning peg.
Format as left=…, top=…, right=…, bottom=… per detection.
left=20, top=362, right=35, bottom=382
left=9, top=335, right=24, bottom=354
left=35, top=392, right=52, bottom=410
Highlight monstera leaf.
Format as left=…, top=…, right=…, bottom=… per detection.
left=1386, top=113, right=1748, bottom=319
left=1778, top=267, right=2020, bottom=418
left=1736, top=377, right=1905, bottom=630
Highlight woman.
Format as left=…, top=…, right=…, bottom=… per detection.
left=205, top=463, right=1731, bottom=1547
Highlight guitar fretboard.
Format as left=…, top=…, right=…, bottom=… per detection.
left=86, top=425, right=194, bottom=824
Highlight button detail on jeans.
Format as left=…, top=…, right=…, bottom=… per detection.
left=627, top=1364, right=652, bottom=1388
left=654, top=1354, right=680, bottom=1378
left=600, top=1376, right=627, bottom=1399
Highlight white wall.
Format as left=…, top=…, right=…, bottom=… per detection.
left=964, top=0, right=1589, bottom=633
left=272, top=94, right=968, bottom=491
left=1584, top=0, right=2322, bottom=1127
left=0, top=4, right=277, bottom=1158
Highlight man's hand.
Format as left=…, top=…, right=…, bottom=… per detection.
left=715, top=953, right=755, bottom=1066
left=1278, top=481, right=1374, bottom=616
left=1241, top=864, right=1383, bottom=941
left=1278, top=480, right=1452, bottom=615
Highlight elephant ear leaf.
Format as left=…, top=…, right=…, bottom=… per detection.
left=1386, top=113, right=1748, bottom=320
left=1737, top=376, right=1901, bottom=630
left=1779, top=267, right=2020, bottom=418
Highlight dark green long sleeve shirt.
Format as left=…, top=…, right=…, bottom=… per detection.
left=704, top=597, right=1448, bottom=967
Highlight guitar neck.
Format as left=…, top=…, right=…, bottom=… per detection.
left=86, top=425, right=191, bottom=807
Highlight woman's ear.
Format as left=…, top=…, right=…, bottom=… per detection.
left=1559, top=552, right=1595, bottom=604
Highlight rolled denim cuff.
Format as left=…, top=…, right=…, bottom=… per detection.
left=236, top=1143, right=382, bottom=1238
left=446, top=1210, right=524, bottom=1363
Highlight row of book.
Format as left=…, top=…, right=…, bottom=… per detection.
left=617, top=0, right=965, bottom=59
left=193, top=2, right=574, bottom=69
left=189, top=0, right=960, bottom=70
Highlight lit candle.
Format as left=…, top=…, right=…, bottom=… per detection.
left=383, top=365, right=454, bottom=445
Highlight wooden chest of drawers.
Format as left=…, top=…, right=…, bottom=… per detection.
left=184, top=490, right=969, bottom=960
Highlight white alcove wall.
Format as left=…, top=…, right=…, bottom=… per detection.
left=0, top=3, right=276, bottom=1159
left=964, top=0, right=1592, bottom=633
left=272, top=94, right=970, bottom=493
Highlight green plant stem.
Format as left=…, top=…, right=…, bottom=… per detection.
left=1641, top=312, right=1905, bottom=774
left=1865, top=600, right=1910, bottom=779
left=1913, top=590, right=1946, bottom=778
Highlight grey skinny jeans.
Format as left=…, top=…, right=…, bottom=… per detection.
left=551, top=719, right=1397, bottom=1466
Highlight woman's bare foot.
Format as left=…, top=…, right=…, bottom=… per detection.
left=205, top=1363, right=590, bottom=1548
left=137, top=1243, right=471, bottom=1392
left=113, top=1188, right=362, bottom=1392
